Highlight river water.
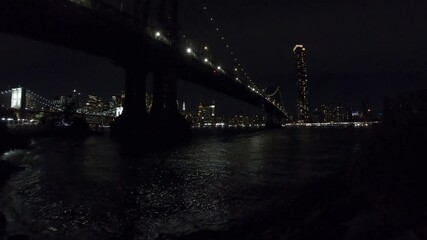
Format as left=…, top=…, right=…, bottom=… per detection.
left=0, top=127, right=369, bottom=239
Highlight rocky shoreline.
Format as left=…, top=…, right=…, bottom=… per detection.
left=0, top=123, right=31, bottom=154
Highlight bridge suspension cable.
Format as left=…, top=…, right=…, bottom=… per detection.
left=191, top=0, right=259, bottom=89
left=26, top=89, right=63, bottom=111
left=278, top=90, right=291, bottom=120
left=192, top=2, right=292, bottom=117
left=265, top=87, right=281, bottom=98
left=180, top=1, right=291, bottom=117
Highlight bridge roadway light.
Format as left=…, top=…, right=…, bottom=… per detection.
left=217, top=66, right=221, bottom=70
left=155, top=32, right=161, bottom=37
left=186, top=48, right=192, bottom=54
left=204, top=58, right=209, bottom=62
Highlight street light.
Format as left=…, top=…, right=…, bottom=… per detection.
left=204, top=58, right=209, bottom=62
left=155, top=32, right=161, bottom=37
left=186, top=48, right=192, bottom=54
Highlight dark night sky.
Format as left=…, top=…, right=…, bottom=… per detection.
left=1, top=0, right=427, bottom=116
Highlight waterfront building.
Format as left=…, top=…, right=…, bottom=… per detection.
left=294, top=44, right=310, bottom=122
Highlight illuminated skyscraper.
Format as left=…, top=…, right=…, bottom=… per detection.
left=294, top=44, right=309, bottom=122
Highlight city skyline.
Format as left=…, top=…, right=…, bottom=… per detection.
left=1, top=86, right=378, bottom=125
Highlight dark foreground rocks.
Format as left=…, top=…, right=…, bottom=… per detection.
left=1, top=123, right=29, bottom=239
left=0, top=122, right=30, bottom=154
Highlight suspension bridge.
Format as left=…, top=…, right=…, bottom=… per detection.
left=0, top=0, right=290, bottom=138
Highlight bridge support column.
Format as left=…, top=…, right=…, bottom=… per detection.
left=150, top=71, right=165, bottom=117
left=123, top=66, right=147, bottom=119
left=112, top=66, right=190, bottom=144
left=111, top=66, right=147, bottom=138
left=164, top=69, right=178, bottom=115
left=150, top=69, right=178, bottom=117
left=148, top=69, right=190, bottom=142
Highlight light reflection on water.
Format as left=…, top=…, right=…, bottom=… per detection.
left=0, top=128, right=369, bottom=239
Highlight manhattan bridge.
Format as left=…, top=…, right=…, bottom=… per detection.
left=0, top=0, right=291, bottom=138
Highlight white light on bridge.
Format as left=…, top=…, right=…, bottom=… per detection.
left=217, top=66, right=221, bottom=70
left=186, top=48, right=192, bottom=54
left=204, top=46, right=208, bottom=50
left=155, top=32, right=161, bottom=37
left=204, top=58, right=209, bottom=62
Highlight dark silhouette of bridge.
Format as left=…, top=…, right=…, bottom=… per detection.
left=0, top=0, right=289, bottom=139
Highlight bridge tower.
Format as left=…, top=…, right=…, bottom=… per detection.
left=10, top=87, right=27, bottom=119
